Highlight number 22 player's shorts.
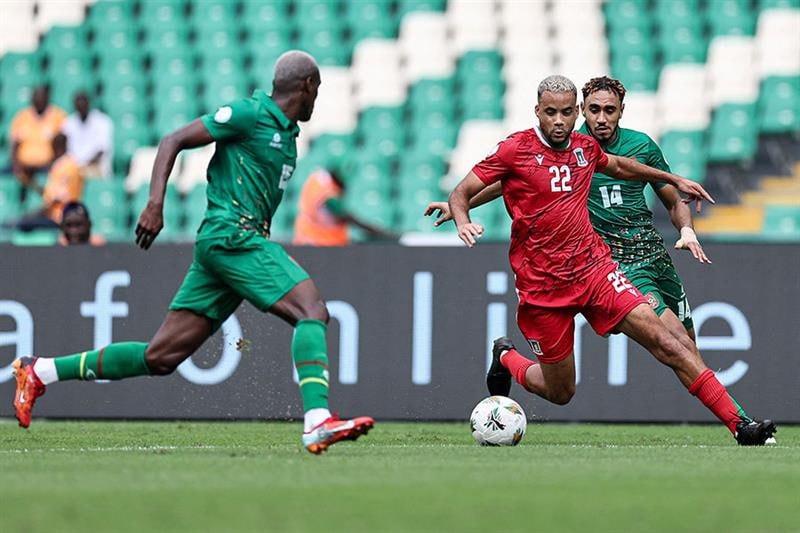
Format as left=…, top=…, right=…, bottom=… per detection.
left=169, top=230, right=310, bottom=333
left=516, top=261, right=649, bottom=364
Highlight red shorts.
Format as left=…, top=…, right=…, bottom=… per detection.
left=516, top=262, right=649, bottom=364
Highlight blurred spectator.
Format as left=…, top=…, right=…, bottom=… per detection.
left=293, top=166, right=393, bottom=246
left=62, top=92, right=113, bottom=178
left=9, top=85, right=67, bottom=199
left=12, top=133, right=83, bottom=231
left=58, top=201, right=106, bottom=246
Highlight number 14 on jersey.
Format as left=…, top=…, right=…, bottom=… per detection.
left=600, top=184, right=623, bottom=208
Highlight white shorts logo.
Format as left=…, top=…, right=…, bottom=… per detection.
left=214, top=106, right=232, bottom=123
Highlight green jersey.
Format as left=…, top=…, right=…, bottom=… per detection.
left=198, top=89, right=300, bottom=240
left=578, top=124, right=671, bottom=266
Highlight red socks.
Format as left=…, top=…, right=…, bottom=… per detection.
left=500, top=348, right=536, bottom=390
left=689, top=369, right=742, bottom=434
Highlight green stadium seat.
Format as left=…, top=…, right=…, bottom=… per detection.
left=611, top=53, right=659, bottom=91
left=408, top=78, right=457, bottom=115
left=41, top=26, right=88, bottom=62
left=343, top=155, right=393, bottom=195
left=297, top=26, right=350, bottom=66
left=605, top=0, right=653, bottom=30
left=397, top=185, right=441, bottom=231
left=269, top=209, right=295, bottom=243
left=457, top=51, right=503, bottom=83
left=758, top=76, right=800, bottom=134
left=346, top=1, right=397, bottom=41
left=310, top=133, right=354, bottom=167
left=1, top=85, right=34, bottom=120
left=99, top=78, right=147, bottom=116
left=97, top=50, right=144, bottom=84
left=707, top=0, right=756, bottom=36
left=659, top=23, right=707, bottom=64
left=86, top=0, right=135, bottom=30
left=358, top=106, right=405, bottom=157
left=241, top=0, right=292, bottom=32
left=200, top=53, right=245, bottom=79
left=398, top=153, right=446, bottom=192
left=654, top=0, right=700, bottom=24
left=190, top=0, right=238, bottom=31
left=154, top=105, right=196, bottom=138
left=659, top=130, right=707, bottom=182
left=11, top=229, right=59, bottom=246
left=199, top=30, right=243, bottom=59
left=406, top=119, right=459, bottom=158
left=759, top=0, right=800, bottom=8
left=131, top=186, right=183, bottom=238
left=397, top=0, right=447, bottom=18
left=150, top=49, right=196, bottom=80
left=114, top=123, right=150, bottom=174
left=83, top=179, right=128, bottom=233
left=184, top=184, right=207, bottom=233
left=92, top=28, right=138, bottom=55
left=763, top=205, right=800, bottom=238
left=460, top=81, right=505, bottom=121
left=0, top=179, right=22, bottom=224
left=48, top=56, right=96, bottom=107
left=201, top=77, right=248, bottom=112
left=140, top=0, right=189, bottom=30
left=296, top=0, right=343, bottom=28
left=142, top=27, right=191, bottom=56
left=708, top=104, right=758, bottom=162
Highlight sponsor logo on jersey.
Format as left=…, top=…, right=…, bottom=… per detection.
left=270, top=132, right=282, bottom=148
left=573, top=147, right=588, bottom=167
left=535, top=154, right=544, bottom=165
left=646, top=292, right=660, bottom=309
left=527, top=339, right=543, bottom=356
left=214, top=106, right=232, bottom=123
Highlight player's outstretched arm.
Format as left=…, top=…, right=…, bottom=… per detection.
left=603, top=154, right=715, bottom=213
left=655, top=185, right=711, bottom=264
left=135, top=119, right=214, bottom=250
left=425, top=181, right=503, bottom=227
left=448, top=171, right=489, bottom=247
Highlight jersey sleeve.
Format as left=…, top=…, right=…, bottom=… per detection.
left=471, top=136, right=515, bottom=185
left=646, top=137, right=671, bottom=190
left=201, top=98, right=258, bottom=142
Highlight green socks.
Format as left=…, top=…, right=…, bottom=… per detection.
left=292, top=319, right=330, bottom=412
left=49, top=342, right=150, bottom=381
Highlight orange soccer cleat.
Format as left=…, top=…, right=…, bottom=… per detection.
left=302, top=414, right=374, bottom=455
left=12, top=357, right=46, bottom=428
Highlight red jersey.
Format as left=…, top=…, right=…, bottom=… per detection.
left=472, top=127, right=612, bottom=294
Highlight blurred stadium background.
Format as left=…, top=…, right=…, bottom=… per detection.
left=0, top=0, right=798, bottom=246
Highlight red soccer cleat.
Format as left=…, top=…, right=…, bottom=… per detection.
left=302, top=414, right=374, bottom=455
left=12, top=357, right=46, bottom=429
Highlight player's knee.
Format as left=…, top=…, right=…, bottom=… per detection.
left=550, top=384, right=576, bottom=405
left=144, top=348, right=179, bottom=376
left=298, top=299, right=329, bottom=324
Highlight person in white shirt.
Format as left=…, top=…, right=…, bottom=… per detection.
left=62, top=92, right=113, bottom=178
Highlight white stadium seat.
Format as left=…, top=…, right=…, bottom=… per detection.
left=447, top=0, right=499, bottom=54
left=126, top=147, right=182, bottom=193
left=707, top=36, right=758, bottom=105
left=176, top=144, right=215, bottom=194
left=305, top=67, right=356, bottom=138
left=400, top=12, right=454, bottom=82
left=657, top=64, right=710, bottom=131
left=35, top=0, right=86, bottom=33
left=756, top=8, right=800, bottom=77
left=619, top=92, right=659, bottom=138
left=445, top=120, right=508, bottom=189
left=352, top=39, right=406, bottom=108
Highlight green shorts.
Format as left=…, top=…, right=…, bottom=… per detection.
left=170, top=231, right=309, bottom=332
left=620, top=255, right=694, bottom=331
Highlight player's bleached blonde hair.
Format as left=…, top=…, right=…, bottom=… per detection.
left=272, top=50, right=319, bottom=93
left=537, top=75, right=577, bottom=101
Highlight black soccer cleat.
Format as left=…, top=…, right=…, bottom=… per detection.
left=486, top=337, right=514, bottom=397
left=735, top=419, right=777, bottom=446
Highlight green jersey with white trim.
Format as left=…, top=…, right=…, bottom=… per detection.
left=197, top=89, right=300, bottom=240
left=578, top=124, right=671, bottom=266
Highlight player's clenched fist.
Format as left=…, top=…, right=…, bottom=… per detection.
left=135, top=202, right=164, bottom=250
left=457, top=222, right=484, bottom=247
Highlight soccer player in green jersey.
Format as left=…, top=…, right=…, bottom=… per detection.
left=12, top=51, right=374, bottom=454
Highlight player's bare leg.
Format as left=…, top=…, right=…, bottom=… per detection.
left=11, top=309, right=212, bottom=428
left=144, top=310, right=214, bottom=375
left=488, top=337, right=576, bottom=405
left=617, top=304, right=775, bottom=445
left=269, top=279, right=374, bottom=454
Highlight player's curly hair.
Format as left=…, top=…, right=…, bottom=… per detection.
left=582, top=76, right=627, bottom=103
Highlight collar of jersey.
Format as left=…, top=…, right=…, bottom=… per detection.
left=534, top=125, right=570, bottom=150
left=253, top=90, right=300, bottom=135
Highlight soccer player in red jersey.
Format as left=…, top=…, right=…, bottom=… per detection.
left=447, top=75, right=775, bottom=445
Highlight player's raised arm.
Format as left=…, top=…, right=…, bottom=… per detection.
left=603, top=154, right=715, bottom=213
left=448, top=171, right=489, bottom=247
left=655, top=185, right=712, bottom=264
left=135, top=119, right=215, bottom=250
left=424, top=181, right=503, bottom=227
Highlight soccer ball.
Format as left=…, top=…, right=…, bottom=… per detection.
left=469, top=396, right=527, bottom=446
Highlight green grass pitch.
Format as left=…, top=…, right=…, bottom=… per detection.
left=1, top=421, right=798, bottom=533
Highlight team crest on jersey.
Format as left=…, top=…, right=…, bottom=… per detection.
left=646, top=292, right=660, bottom=309
left=270, top=132, right=282, bottom=148
left=527, top=339, right=543, bottom=356
left=573, top=147, right=588, bottom=167
left=535, top=154, right=544, bottom=165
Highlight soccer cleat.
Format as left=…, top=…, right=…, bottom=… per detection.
left=486, top=337, right=514, bottom=397
left=735, top=419, right=777, bottom=446
left=302, top=414, right=375, bottom=455
left=12, top=357, right=46, bottom=429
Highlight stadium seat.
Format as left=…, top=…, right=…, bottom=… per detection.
left=41, top=25, right=88, bottom=62
left=140, top=0, right=189, bottom=31
left=763, top=205, right=800, bottom=237
left=708, top=103, right=759, bottom=162
left=397, top=0, right=446, bottom=18
left=759, top=76, right=800, bottom=133
left=190, top=0, right=238, bottom=31
left=408, top=78, right=457, bottom=115
left=346, top=0, right=397, bottom=41
left=297, top=24, right=350, bottom=66
left=184, top=183, right=207, bottom=234
left=659, top=131, right=707, bottom=182
left=659, top=22, right=707, bottom=64
left=97, top=50, right=144, bottom=84
left=83, top=179, right=128, bottom=236
left=86, top=0, right=135, bottom=31
left=708, top=0, right=756, bottom=36
left=241, top=0, right=292, bottom=32
left=130, top=185, right=184, bottom=239
left=310, top=133, right=354, bottom=167
left=0, top=179, right=21, bottom=224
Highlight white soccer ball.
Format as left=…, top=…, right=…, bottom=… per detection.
left=470, top=396, right=527, bottom=446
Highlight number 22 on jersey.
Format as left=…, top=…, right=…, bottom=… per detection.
left=549, top=165, right=572, bottom=192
